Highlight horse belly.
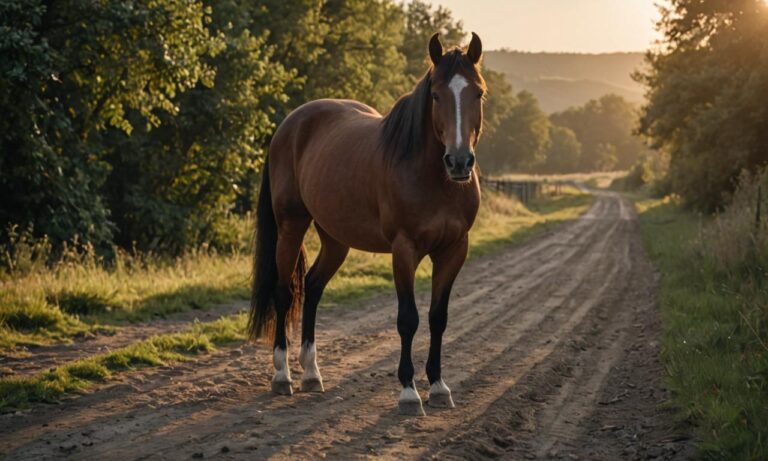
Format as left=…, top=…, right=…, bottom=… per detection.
left=297, top=153, right=391, bottom=254
left=313, top=212, right=392, bottom=253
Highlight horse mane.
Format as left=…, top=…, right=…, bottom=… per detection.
left=380, top=69, right=432, bottom=160
left=381, top=49, right=477, bottom=159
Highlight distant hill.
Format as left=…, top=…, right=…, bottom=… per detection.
left=483, top=50, right=647, bottom=113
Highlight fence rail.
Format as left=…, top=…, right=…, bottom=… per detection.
left=479, top=176, right=576, bottom=204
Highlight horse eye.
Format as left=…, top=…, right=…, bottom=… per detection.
left=477, top=91, right=484, bottom=99
left=431, top=92, right=439, bottom=102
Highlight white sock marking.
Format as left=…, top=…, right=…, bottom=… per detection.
left=299, top=341, right=321, bottom=382
left=448, top=74, right=469, bottom=147
left=273, top=346, right=291, bottom=383
left=399, top=386, right=422, bottom=403
left=429, top=378, right=451, bottom=396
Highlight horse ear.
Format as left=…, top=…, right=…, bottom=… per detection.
left=467, top=32, right=483, bottom=64
left=429, top=33, right=443, bottom=66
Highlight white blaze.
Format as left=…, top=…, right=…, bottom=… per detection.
left=448, top=74, right=469, bottom=147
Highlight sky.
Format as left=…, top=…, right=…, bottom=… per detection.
left=426, top=0, right=663, bottom=53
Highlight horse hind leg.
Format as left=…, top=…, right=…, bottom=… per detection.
left=299, top=225, right=349, bottom=393
left=271, top=219, right=311, bottom=396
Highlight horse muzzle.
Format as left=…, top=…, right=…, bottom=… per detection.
left=443, top=149, right=475, bottom=182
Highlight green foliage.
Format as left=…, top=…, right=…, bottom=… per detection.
left=543, top=125, right=582, bottom=174
left=103, top=1, right=293, bottom=252
left=637, top=0, right=768, bottom=211
left=502, top=91, right=552, bottom=170
left=551, top=94, right=649, bottom=171
left=612, top=153, right=666, bottom=191
left=479, top=71, right=646, bottom=175
left=0, top=0, right=218, bottom=250
left=480, top=83, right=552, bottom=172
left=401, top=0, right=465, bottom=83
left=300, top=0, right=409, bottom=112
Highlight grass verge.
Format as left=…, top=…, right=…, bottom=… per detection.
left=0, top=314, right=246, bottom=411
left=633, top=194, right=768, bottom=459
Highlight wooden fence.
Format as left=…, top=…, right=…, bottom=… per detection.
left=479, top=176, right=575, bottom=204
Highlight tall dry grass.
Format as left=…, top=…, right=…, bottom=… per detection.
left=695, top=169, right=768, bottom=275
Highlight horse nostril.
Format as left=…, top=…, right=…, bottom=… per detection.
left=443, top=154, right=456, bottom=169
left=466, top=154, right=475, bottom=169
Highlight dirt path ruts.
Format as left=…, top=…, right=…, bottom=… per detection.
left=0, top=191, right=694, bottom=460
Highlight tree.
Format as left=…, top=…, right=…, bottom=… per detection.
left=249, top=0, right=328, bottom=118
left=0, top=0, right=217, bottom=249
left=102, top=1, right=294, bottom=252
left=544, top=126, right=582, bottom=173
left=401, top=0, right=465, bottom=84
left=499, top=91, right=551, bottom=171
left=636, top=0, right=768, bottom=210
left=300, top=0, right=409, bottom=112
left=551, top=94, right=647, bottom=172
left=477, top=68, right=515, bottom=172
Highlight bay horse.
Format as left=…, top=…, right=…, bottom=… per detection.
left=249, top=33, right=486, bottom=416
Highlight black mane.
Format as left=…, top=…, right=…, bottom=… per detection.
left=381, top=49, right=476, bottom=159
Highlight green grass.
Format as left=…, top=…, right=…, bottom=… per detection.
left=0, top=314, right=246, bottom=410
left=633, top=194, right=768, bottom=460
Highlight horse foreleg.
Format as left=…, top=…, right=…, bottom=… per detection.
left=392, top=238, right=424, bottom=416
left=426, top=236, right=468, bottom=408
left=300, top=229, right=349, bottom=392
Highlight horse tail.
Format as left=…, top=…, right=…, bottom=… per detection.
left=286, top=245, right=307, bottom=341
left=248, top=158, right=307, bottom=343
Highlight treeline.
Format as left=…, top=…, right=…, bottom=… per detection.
left=637, top=0, right=768, bottom=210
left=1, top=0, right=465, bottom=253
left=1, top=0, right=648, bottom=256
left=479, top=70, right=649, bottom=175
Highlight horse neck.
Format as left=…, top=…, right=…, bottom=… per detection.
left=415, top=132, right=448, bottom=182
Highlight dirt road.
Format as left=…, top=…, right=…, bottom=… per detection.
left=0, top=192, right=693, bottom=460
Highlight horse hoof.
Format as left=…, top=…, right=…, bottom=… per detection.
left=428, top=392, right=455, bottom=408
left=300, top=378, right=325, bottom=393
left=398, top=386, right=426, bottom=416
left=271, top=380, right=293, bottom=396
left=398, top=399, right=426, bottom=416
